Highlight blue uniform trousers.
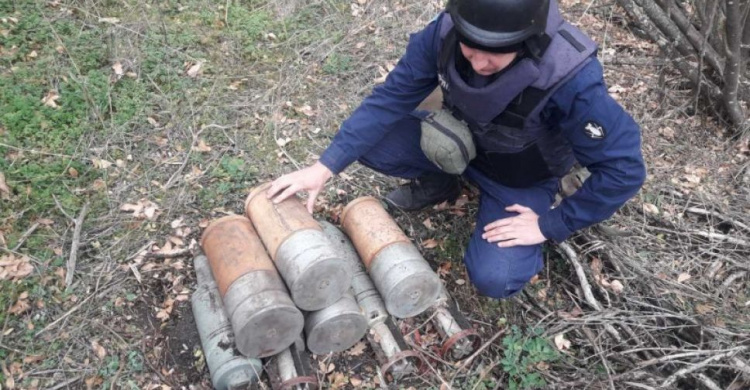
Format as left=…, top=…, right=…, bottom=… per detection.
left=358, top=114, right=558, bottom=298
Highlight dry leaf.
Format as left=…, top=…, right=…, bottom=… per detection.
left=318, top=361, right=335, bottom=374
left=85, top=376, right=103, bottom=390
left=195, top=139, right=211, bottom=152
left=455, top=278, right=465, bottom=285
left=23, top=355, right=44, bottom=364
left=9, top=296, right=30, bottom=315
left=421, top=238, right=439, bottom=249
left=437, top=261, right=452, bottom=277
left=295, top=104, right=315, bottom=117
left=186, top=61, right=204, bottom=78
left=98, top=17, right=119, bottom=24
left=91, top=158, right=113, bottom=170
left=350, top=377, right=363, bottom=387
left=609, top=280, right=624, bottom=294
left=120, top=199, right=160, bottom=220
left=422, top=218, right=434, bottom=230
left=677, top=273, right=691, bottom=283
left=112, top=61, right=123, bottom=77
left=68, top=167, right=79, bottom=178
left=554, top=333, right=571, bottom=351
left=0, top=172, right=10, bottom=199
left=41, top=90, right=59, bottom=108
left=91, top=340, right=106, bottom=359
left=0, top=254, right=34, bottom=281
left=346, top=341, right=366, bottom=357
left=329, top=372, right=347, bottom=389
left=642, top=203, right=659, bottom=214
left=170, top=218, right=183, bottom=229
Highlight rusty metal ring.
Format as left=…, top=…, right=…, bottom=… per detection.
left=279, top=376, right=318, bottom=390
left=440, top=328, right=482, bottom=361
left=380, top=350, right=425, bottom=379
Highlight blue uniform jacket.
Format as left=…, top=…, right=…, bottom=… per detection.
left=318, top=14, right=646, bottom=242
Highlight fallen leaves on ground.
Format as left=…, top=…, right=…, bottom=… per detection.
left=112, top=61, right=123, bottom=78
left=554, top=333, right=572, bottom=351
left=346, top=341, right=366, bottom=356
left=91, top=340, right=107, bottom=359
left=195, top=139, right=211, bottom=152
left=318, top=361, right=335, bottom=374
left=9, top=292, right=30, bottom=315
left=156, top=297, right=175, bottom=321
left=437, top=261, right=452, bottom=278
left=0, top=172, right=10, bottom=199
left=120, top=199, right=160, bottom=220
left=91, top=157, right=113, bottom=170
left=590, top=257, right=625, bottom=294
left=185, top=60, right=204, bottom=78
left=0, top=254, right=34, bottom=281
left=41, top=90, right=59, bottom=108
left=328, top=372, right=348, bottom=389
left=421, top=238, right=439, bottom=249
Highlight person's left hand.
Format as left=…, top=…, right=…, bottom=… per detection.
left=482, top=204, right=546, bottom=248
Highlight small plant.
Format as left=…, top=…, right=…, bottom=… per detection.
left=500, top=325, right=558, bottom=390
left=323, top=52, right=352, bottom=74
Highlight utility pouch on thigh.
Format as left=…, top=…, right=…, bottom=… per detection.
left=420, top=109, right=476, bottom=175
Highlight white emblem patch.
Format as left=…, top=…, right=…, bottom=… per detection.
left=438, top=73, right=450, bottom=92
left=584, top=121, right=606, bottom=140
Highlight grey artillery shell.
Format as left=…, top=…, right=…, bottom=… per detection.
left=304, top=290, right=367, bottom=355
left=318, top=221, right=388, bottom=325
left=274, top=229, right=353, bottom=311
left=191, top=255, right=263, bottom=390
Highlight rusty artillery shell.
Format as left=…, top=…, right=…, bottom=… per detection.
left=341, top=197, right=441, bottom=318
left=201, top=215, right=304, bottom=358
left=304, top=290, right=367, bottom=355
left=245, top=184, right=352, bottom=311
left=192, top=255, right=263, bottom=390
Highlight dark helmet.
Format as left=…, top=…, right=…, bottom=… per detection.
left=448, top=0, right=550, bottom=49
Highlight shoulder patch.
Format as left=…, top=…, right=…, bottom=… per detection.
left=583, top=121, right=606, bottom=140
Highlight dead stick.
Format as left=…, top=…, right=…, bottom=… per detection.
left=558, top=242, right=623, bottom=343
left=144, top=247, right=192, bottom=259
left=692, top=230, right=749, bottom=247
left=695, top=373, right=722, bottom=390
left=456, top=327, right=507, bottom=370
left=36, top=292, right=96, bottom=336
left=44, top=375, right=81, bottom=390
left=12, top=222, right=40, bottom=251
left=661, top=346, right=747, bottom=387
left=685, top=207, right=750, bottom=232
left=65, top=202, right=89, bottom=289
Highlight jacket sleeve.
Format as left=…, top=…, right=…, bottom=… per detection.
left=537, top=58, right=646, bottom=242
left=318, top=15, right=443, bottom=174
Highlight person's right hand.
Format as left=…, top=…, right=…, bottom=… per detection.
left=266, top=161, right=334, bottom=213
